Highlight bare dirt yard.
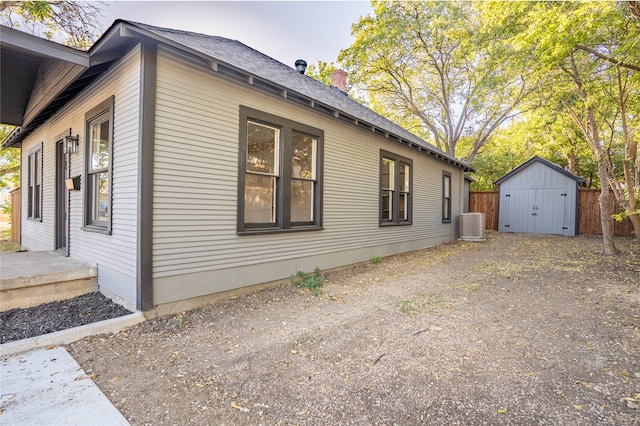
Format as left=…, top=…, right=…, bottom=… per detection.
left=69, top=232, right=640, bottom=425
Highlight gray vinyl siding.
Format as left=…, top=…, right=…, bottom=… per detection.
left=19, top=45, right=141, bottom=303
left=153, top=47, right=464, bottom=304
left=20, top=140, right=50, bottom=251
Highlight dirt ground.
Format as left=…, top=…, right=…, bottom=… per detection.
left=68, top=232, right=640, bottom=425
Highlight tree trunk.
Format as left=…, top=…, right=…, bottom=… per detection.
left=597, top=161, right=618, bottom=255
left=567, top=152, right=577, bottom=174
left=629, top=214, right=640, bottom=242
left=562, top=91, right=618, bottom=254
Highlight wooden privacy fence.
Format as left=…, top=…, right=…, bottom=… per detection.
left=10, top=187, right=20, bottom=243
left=469, top=191, right=499, bottom=231
left=577, top=189, right=635, bottom=236
left=469, top=189, right=635, bottom=236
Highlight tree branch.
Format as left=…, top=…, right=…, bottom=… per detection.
left=575, top=44, right=640, bottom=72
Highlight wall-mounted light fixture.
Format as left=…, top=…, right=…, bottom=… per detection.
left=64, top=128, right=79, bottom=154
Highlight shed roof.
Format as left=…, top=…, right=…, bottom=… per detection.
left=1, top=20, right=472, bottom=172
left=494, top=155, right=586, bottom=185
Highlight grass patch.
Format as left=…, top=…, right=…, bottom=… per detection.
left=0, top=226, right=21, bottom=253
left=398, top=292, right=444, bottom=314
left=370, top=255, right=382, bottom=265
left=0, top=240, right=22, bottom=253
left=291, top=334, right=314, bottom=347
left=290, top=267, right=325, bottom=296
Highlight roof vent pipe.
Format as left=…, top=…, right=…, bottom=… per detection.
left=295, top=59, right=307, bottom=74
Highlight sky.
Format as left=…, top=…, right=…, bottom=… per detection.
left=99, top=1, right=373, bottom=69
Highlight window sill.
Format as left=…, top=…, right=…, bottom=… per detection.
left=237, top=226, right=323, bottom=236
left=27, top=217, right=43, bottom=222
left=442, top=219, right=452, bottom=224
left=379, top=221, right=413, bottom=227
left=81, top=225, right=111, bottom=235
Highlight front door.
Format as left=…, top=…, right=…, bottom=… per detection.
left=55, top=140, right=68, bottom=252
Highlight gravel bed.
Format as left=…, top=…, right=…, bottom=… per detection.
left=1, top=292, right=132, bottom=344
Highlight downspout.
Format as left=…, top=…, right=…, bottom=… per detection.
left=137, top=39, right=157, bottom=311
left=66, top=141, right=71, bottom=256
left=19, top=144, right=23, bottom=246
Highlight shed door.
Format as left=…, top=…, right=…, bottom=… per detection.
left=508, top=189, right=536, bottom=233
left=504, top=189, right=568, bottom=235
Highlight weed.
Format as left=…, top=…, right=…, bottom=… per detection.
left=370, top=255, right=382, bottom=265
left=167, top=312, right=186, bottom=329
left=398, top=292, right=444, bottom=314
left=290, top=267, right=325, bottom=296
left=176, top=313, right=185, bottom=328
left=291, top=335, right=314, bottom=347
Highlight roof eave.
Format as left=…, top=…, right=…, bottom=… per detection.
left=0, top=25, right=91, bottom=148
left=115, top=21, right=473, bottom=172
left=0, top=25, right=89, bottom=65
left=1, top=22, right=139, bottom=149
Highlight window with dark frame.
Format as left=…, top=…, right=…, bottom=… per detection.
left=442, top=171, right=452, bottom=223
left=84, top=96, right=114, bottom=233
left=27, top=144, right=43, bottom=221
left=238, top=106, right=323, bottom=234
left=380, top=150, right=412, bottom=225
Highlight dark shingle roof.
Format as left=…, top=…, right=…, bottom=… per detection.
left=125, top=21, right=470, bottom=171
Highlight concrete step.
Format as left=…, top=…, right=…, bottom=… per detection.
left=0, top=251, right=97, bottom=311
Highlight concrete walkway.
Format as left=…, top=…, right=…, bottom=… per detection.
left=0, top=305, right=144, bottom=425
left=1, top=347, right=130, bottom=425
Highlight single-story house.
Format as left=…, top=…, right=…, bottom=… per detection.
left=495, top=156, right=585, bottom=236
left=1, top=20, right=472, bottom=311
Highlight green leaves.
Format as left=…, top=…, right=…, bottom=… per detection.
left=0, top=1, right=104, bottom=49
left=340, top=1, right=533, bottom=162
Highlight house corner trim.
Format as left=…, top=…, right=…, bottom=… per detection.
left=137, top=40, right=157, bottom=311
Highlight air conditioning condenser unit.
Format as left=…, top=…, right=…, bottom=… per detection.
left=459, top=212, right=485, bottom=241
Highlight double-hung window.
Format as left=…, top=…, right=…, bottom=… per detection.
left=380, top=150, right=412, bottom=225
left=238, top=106, right=323, bottom=234
left=27, top=144, right=43, bottom=221
left=442, top=171, right=452, bottom=223
left=84, top=96, right=114, bottom=233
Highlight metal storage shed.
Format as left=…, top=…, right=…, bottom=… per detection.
left=495, top=156, right=585, bottom=236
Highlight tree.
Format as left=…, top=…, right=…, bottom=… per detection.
left=0, top=125, right=19, bottom=189
left=0, top=1, right=105, bottom=49
left=482, top=1, right=640, bottom=251
left=305, top=61, right=338, bottom=87
left=468, top=111, right=597, bottom=191
left=339, top=1, right=534, bottom=162
left=630, top=1, right=640, bottom=25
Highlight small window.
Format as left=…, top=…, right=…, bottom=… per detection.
left=442, top=171, right=452, bottom=223
left=84, top=97, right=114, bottom=233
left=238, top=106, right=323, bottom=234
left=27, top=144, right=43, bottom=221
left=380, top=150, right=412, bottom=225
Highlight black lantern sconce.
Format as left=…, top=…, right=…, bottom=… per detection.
left=64, top=129, right=79, bottom=154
